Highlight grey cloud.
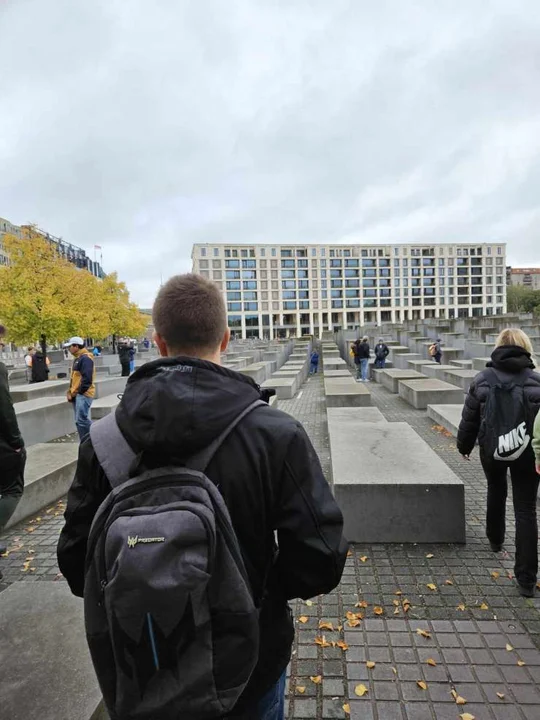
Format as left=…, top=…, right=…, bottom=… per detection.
left=1, top=0, right=539, bottom=306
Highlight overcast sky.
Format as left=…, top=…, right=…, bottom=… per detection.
left=1, top=0, right=539, bottom=306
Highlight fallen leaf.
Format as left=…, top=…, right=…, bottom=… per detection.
left=337, top=624, right=343, bottom=632
left=314, top=636, right=331, bottom=648
left=505, top=643, right=513, bottom=652
left=417, top=680, right=427, bottom=690
left=479, top=603, right=489, bottom=610
left=305, top=600, right=314, bottom=607
left=336, top=641, right=349, bottom=651
left=426, top=658, right=437, bottom=667
left=354, top=684, right=368, bottom=697
left=455, top=694, right=467, bottom=705
left=395, top=589, right=402, bottom=596
left=359, top=556, right=368, bottom=563
left=296, top=686, right=306, bottom=694
left=393, top=607, right=400, bottom=615
left=457, top=603, right=466, bottom=611
left=426, top=583, right=437, bottom=591
left=393, top=599, right=400, bottom=606
left=355, top=600, right=369, bottom=609
left=343, top=704, right=350, bottom=715
left=445, top=579, right=454, bottom=585
left=391, top=667, right=397, bottom=675
left=346, top=611, right=363, bottom=621
left=491, top=571, right=500, bottom=579
left=373, top=606, right=384, bottom=616
left=298, top=616, right=309, bottom=624
left=496, top=692, right=505, bottom=700
left=347, top=618, right=362, bottom=628
left=517, top=660, right=526, bottom=667
left=347, top=550, right=353, bottom=557
left=319, top=621, right=334, bottom=631
left=426, top=553, right=434, bottom=558
left=416, top=629, right=432, bottom=639
left=310, top=675, right=322, bottom=684
left=366, top=661, right=376, bottom=669
left=25, top=527, right=35, bottom=533
left=459, top=714, right=475, bottom=720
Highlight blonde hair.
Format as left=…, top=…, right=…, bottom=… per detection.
left=495, top=328, right=536, bottom=366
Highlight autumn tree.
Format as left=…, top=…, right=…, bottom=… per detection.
left=99, top=272, right=147, bottom=350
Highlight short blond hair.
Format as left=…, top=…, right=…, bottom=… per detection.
left=495, top=328, right=536, bottom=366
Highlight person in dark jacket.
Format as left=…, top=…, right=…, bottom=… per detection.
left=457, top=328, right=540, bottom=597
left=0, top=325, right=26, bottom=569
left=374, top=338, right=389, bottom=369
left=118, top=340, right=131, bottom=376
left=352, top=336, right=370, bottom=381
left=309, top=349, right=319, bottom=374
left=30, top=349, right=50, bottom=383
left=57, top=274, right=347, bottom=720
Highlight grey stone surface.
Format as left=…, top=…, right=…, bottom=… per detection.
left=5, top=443, right=79, bottom=529
left=15, top=397, right=75, bottom=446
left=381, top=369, right=427, bottom=393
left=441, top=368, right=478, bottom=391
left=398, top=378, right=465, bottom=410
left=472, top=356, right=491, bottom=371
left=393, top=353, right=423, bottom=370
left=261, top=376, right=297, bottom=399
left=329, top=421, right=465, bottom=542
left=323, top=369, right=352, bottom=377
left=449, top=359, right=474, bottom=369
left=240, top=361, right=271, bottom=385
left=93, top=376, right=128, bottom=399
left=0, top=583, right=105, bottom=720
left=421, top=363, right=458, bottom=380
left=324, top=378, right=371, bottom=407
left=90, top=393, right=121, bottom=420
left=427, top=403, right=464, bottom=437
left=10, top=380, right=70, bottom=403
left=441, top=347, right=464, bottom=365
left=327, top=406, right=387, bottom=424
left=324, top=358, right=348, bottom=370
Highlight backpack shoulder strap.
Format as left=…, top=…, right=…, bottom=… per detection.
left=89, top=412, right=136, bottom=488
left=188, top=399, right=266, bottom=473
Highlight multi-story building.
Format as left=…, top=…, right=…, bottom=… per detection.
left=0, top=216, right=105, bottom=278
left=507, top=267, right=540, bottom=291
left=192, top=242, right=507, bottom=339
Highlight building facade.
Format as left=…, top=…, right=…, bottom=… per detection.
left=0, top=217, right=105, bottom=278
left=507, top=267, right=540, bottom=291
left=192, top=242, right=507, bottom=339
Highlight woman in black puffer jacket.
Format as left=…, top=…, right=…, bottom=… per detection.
left=457, top=328, right=540, bottom=597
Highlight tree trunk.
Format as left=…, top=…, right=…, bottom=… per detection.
left=40, top=333, right=47, bottom=358
left=112, top=333, right=116, bottom=353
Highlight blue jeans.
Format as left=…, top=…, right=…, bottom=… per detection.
left=129, top=359, right=135, bottom=373
left=360, top=358, right=369, bottom=381
left=309, top=362, right=318, bottom=374
left=256, top=671, right=286, bottom=720
left=374, top=357, right=386, bottom=369
left=73, top=394, right=92, bottom=442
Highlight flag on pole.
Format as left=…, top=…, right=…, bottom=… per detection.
left=94, top=245, right=102, bottom=249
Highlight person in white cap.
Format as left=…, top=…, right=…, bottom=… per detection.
left=64, top=337, right=95, bottom=442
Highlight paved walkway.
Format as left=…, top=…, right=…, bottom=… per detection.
left=2, top=370, right=540, bottom=720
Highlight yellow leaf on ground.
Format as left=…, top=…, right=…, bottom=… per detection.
left=417, top=680, right=427, bottom=690
left=25, top=527, right=35, bottom=533
left=459, top=714, right=475, bottom=720
left=347, top=550, right=353, bottom=557
left=343, top=704, right=351, bottom=715
left=355, top=600, right=369, bottom=608
left=347, top=618, right=362, bottom=628
left=445, top=579, right=454, bottom=585
left=395, top=589, right=403, bottom=595
left=496, top=692, right=505, bottom=700
left=354, top=684, right=368, bottom=697
left=416, top=629, right=432, bottom=639
left=296, top=686, right=306, bottom=694
left=366, top=661, right=376, bottom=669
left=455, top=695, right=467, bottom=705
left=517, top=660, right=526, bottom=666
left=359, top=556, right=368, bottom=563
left=426, top=583, right=437, bottom=591
left=336, top=641, right=349, bottom=651
left=457, top=603, right=466, bottom=611
left=314, top=636, right=331, bottom=648
left=426, top=658, right=437, bottom=666
left=310, top=676, right=322, bottom=684
left=392, top=667, right=397, bottom=674
left=479, top=603, right=489, bottom=610
left=305, top=600, right=313, bottom=606
left=426, top=553, right=434, bottom=558
left=393, top=607, right=400, bottom=615
left=491, top=571, right=500, bottom=579
left=319, top=621, right=334, bottom=631
left=298, top=616, right=309, bottom=624
left=373, top=606, right=384, bottom=615
left=505, top=643, right=513, bottom=652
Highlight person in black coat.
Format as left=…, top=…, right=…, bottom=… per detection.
left=351, top=336, right=370, bottom=381
left=30, top=349, right=50, bottom=383
left=118, top=340, right=131, bottom=376
left=457, top=328, right=540, bottom=597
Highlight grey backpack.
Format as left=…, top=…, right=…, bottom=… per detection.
left=85, top=401, right=264, bottom=720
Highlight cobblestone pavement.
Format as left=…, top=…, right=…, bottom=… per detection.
left=2, top=369, right=540, bottom=719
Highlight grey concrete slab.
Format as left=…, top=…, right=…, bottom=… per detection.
left=90, top=393, right=121, bottom=420
left=240, top=362, right=271, bottom=385
left=0, top=583, right=106, bottom=720
left=261, top=377, right=297, bottom=399
left=421, top=363, right=457, bottom=380
left=406, top=358, right=432, bottom=371
left=472, top=356, right=491, bottom=371
left=5, top=443, right=79, bottom=529
left=14, top=397, right=75, bottom=446
left=330, top=421, right=465, bottom=543
left=393, top=353, right=423, bottom=369
left=323, top=369, right=352, bottom=377
left=380, top=369, right=427, bottom=393
left=9, top=379, right=70, bottom=403
left=441, top=368, right=478, bottom=391
left=398, top=378, right=465, bottom=409
left=324, top=378, right=371, bottom=407
left=94, top=376, right=128, bottom=399
left=324, top=358, right=348, bottom=370
left=441, top=347, right=464, bottom=364
left=327, top=406, right=387, bottom=424
left=427, top=403, right=464, bottom=437
left=449, top=358, right=473, bottom=369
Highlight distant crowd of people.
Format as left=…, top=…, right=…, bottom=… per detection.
left=1, top=285, right=540, bottom=717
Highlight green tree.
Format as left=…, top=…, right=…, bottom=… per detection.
left=100, top=272, right=147, bottom=350
left=506, top=284, right=540, bottom=314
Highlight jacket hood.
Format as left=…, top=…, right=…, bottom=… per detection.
left=487, top=345, right=535, bottom=373
left=115, top=357, right=262, bottom=461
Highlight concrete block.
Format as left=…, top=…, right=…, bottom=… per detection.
left=240, top=362, right=271, bottom=385
left=94, top=376, right=128, bottom=399
left=381, top=369, right=427, bottom=394
left=324, top=369, right=352, bottom=377
left=327, top=407, right=387, bottom=424
left=427, top=404, right=464, bottom=437
left=398, top=379, right=465, bottom=410
left=330, top=421, right=465, bottom=543
left=441, top=369, right=478, bottom=392
left=441, top=348, right=464, bottom=365
left=421, top=363, right=458, bottom=380
left=0, top=583, right=106, bottom=720
left=450, top=359, right=473, bottom=369
left=5, top=443, right=79, bottom=529
left=394, top=353, right=423, bottom=370
left=324, top=378, right=371, bottom=407
left=324, top=358, right=348, bottom=370
left=10, top=380, right=70, bottom=403
left=14, top=397, right=75, bottom=446
left=91, top=393, right=121, bottom=420
left=261, top=377, right=297, bottom=399
left=388, top=346, right=411, bottom=363
left=472, top=357, right=491, bottom=371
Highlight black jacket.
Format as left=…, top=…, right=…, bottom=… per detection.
left=57, top=357, right=347, bottom=713
left=352, top=340, right=370, bottom=361
left=374, top=343, right=389, bottom=359
left=0, top=361, right=24, bottom=471
left=31, top=352, right=49, bottom=383
left=457, top=346, right=540, bottom=456
left=118, top=344, right=131, bottom=363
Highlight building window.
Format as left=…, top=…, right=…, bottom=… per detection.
left=497, top=246, right=502, bottom=255
left=271, top=248, right=276, bottom=256
left=201, top=248, right=207, bottom=257
left=213, top=248, right=219, bottom=257
left=199, top=260, right=209, bottom=269
left=260, top=248, right=265, bottom=257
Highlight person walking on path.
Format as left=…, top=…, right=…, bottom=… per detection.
left=128, top=343, right=136, bottom=374
left=24, top=346, right=35, bottom=382
left=457, top=328, right=540, bottom=598
left=309, top=349, right=319, bottom=374
left=64, top=336, right=95, bottom=443
left=352, top=335, right=370, bottom=381
left=374, top=338, right=389, bottom=369
left=118, top=339, right=131, bottom=377
left=29, top=348, right=50, bottom=383
left=429, top=339, right=442, bottom=364
left=0, top=325, right=26, bottom=572
left=57, top=273, right=347, bottom=720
